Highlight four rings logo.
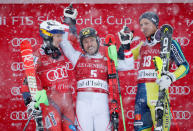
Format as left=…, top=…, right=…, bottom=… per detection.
left=126, top=110, right=191, bottom=120
left=10, top=111, right=28, bottom=120
left=169, top=86, right=190, bottom=95
left=126, top=86, right=190, bottom=95
left=46, top=62, right=74, bottom=82
left=11, top=62, right=24, bottom=71
left=126, top=86, right=137, bottom=94
left=172, top=111, right=191, bottom=120
left=127, top=110, right=134, bottom=119
left=11, top=86, right=22, bottom=96
left=174, top=37, right=190, bottom=46
left=47, top=67, right=68, bottom=81
left=10, top=38, right=37, bottom=47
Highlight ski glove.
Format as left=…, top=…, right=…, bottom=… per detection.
left=63, top=5, right=78, bottom=25
left=27, top=101, right=41, bottom=117
left=63, top=6, right=78, bottom=20
left=118, top=26, right=133, bottom=45
left=156, top=72, right=176, bottom=90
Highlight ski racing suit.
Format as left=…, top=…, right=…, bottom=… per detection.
left=132, top=39, right=189, bottom=131
left=21, top=46, right=76, bottom=131
left=60, top=31, right=134, bottom=131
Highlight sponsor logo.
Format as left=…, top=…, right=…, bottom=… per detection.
left=127, top=110, right=134, bottom=119
left=172, top=110, right=191, bottom=120
left=10, top=111, right=28, bottom=120
left=11, top=86, right=22, bottom=96
left=138, top=69, right=157, bottom=79
left=77, top=79, right=108, bottom=91
left=126, top=86, right=137, bottom=94
left=126, top=86, right=190, bottom=95
left=174, top=37, right=190, bottom=46
left=49, top=112, right=57, bottom=126
left=10, top=38, right=37, bottom=47
left=171, top=44, right=184, bottom=64
left=134, top=121, right=143, bottom=126
left=21, top=49, right=34, bottom=69
left=11, top=62, right=24, bottom=71
left=46, top=66, right=68, bottom=81
left=169, top=86, right=190, bottom=95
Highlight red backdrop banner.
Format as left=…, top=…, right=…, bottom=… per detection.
left=0, top=3, right=192, bottom=131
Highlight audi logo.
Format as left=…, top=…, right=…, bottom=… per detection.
left=11, top=86, right=22, bottom=96
left=47, top=66, right=68, bottom=81
left=169, top=86, right=190, bottom=95
left=10, top=111, right=29, bottom=120
left=174, top=37, right=190, bottom=46
left=126, top=86, right=137, bottom=94
left=10, top=38, right=37, bottom=47
left=11, top=62, right=24, bottom=71
left=127, top=110, right=134, bottom=119
left=172, top=111, right=191, bottom=120
left=126, top=110, right=191, bottom=120
left=65, top=62, right=74, bottom=70
left=126, top=86, right=190, bottom=95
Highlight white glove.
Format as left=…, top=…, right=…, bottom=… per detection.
left=27, top=101, right=41, bottom=117
left=63, top=5, right=78, bottom=20
left=118, top=26, right=133, bottom=44
left=156, top=72, right=176, bottom=90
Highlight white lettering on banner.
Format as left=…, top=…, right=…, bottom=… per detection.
left=185, top=19, right=193, bottom=27
left=172, top=111, right=191, bottom=120
left=138, top=69, right=157, bottom=79
left=11, top=62, right=24, bottom=71
left=77, top=79, right=108, bottom=91
left=10, top=111, right=29, bottom=120
left=46, top=66, right=68, bottom=81
left=76, top=16, right=102, bottom=25
left=10, top=38, right=37, bottom=47
left=169, top=86, right=190, bottom=95
left=174, top=37, right=190, bottom=46
left=11, top=86, right=22, bottom=96
left=0, top=16, right=6, bottom=25
left=126, top=86, right=137, bottom=94
left=107, top=16, right=132, bottom=25
left=12, top=16, right=33, bottom=25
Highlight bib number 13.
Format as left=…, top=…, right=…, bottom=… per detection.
left=143, top=56, right=151, bottom=67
